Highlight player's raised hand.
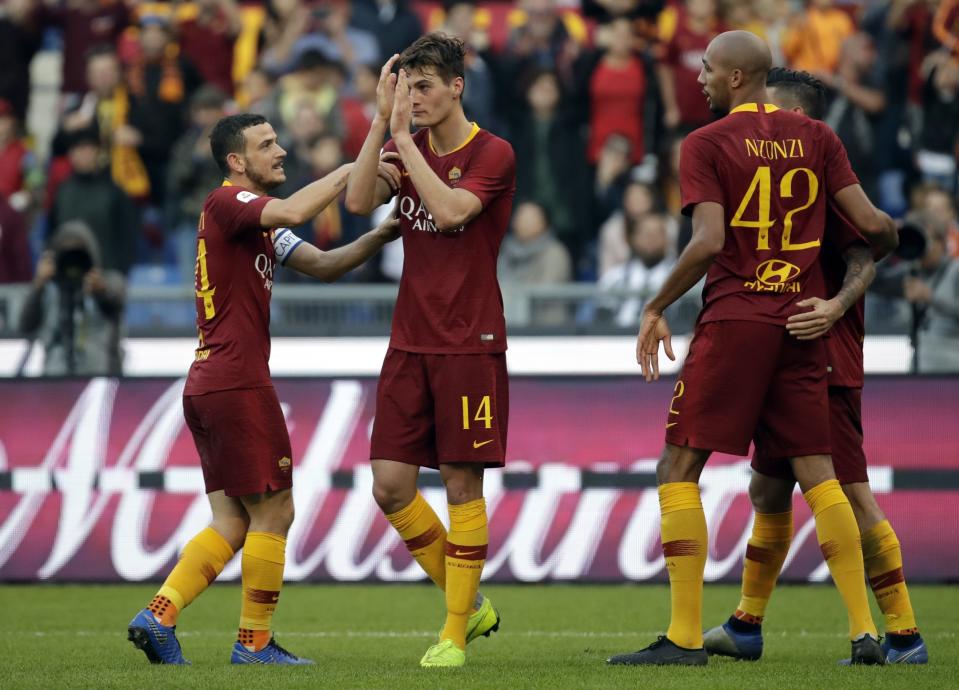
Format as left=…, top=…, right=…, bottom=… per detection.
left=391, top=68, right=413, bottom=138
left=786, top=297, right=843, bottom=340
left=376, top=54, right=400, bottom=122
left=376, top=152, right=402, bottom=194
left=636, top=310, right=674, bottom=382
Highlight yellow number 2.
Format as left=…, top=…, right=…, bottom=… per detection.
left=195, top=237, right=216, bottom=321
left=730, top=166, right=821, bottom=252
left=461, top=395, right=493, bottom=430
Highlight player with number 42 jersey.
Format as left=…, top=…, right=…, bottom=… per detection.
left=614, top=31, right=898, bottom=668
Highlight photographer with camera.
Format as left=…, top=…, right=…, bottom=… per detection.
left=874, top=212, right=959, bottom=372
left=19, top=220, right=125, bottom=376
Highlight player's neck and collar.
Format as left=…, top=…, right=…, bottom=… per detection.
left=726, top=88, right=777, bottom=116
left=426, top=107, right=480, bottom=157
left=221, top=175, right=266, bottom=196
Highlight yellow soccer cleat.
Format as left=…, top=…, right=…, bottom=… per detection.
left=465, top=595, right=500, bottom=644
left=420, top=639, right=466, bottom=668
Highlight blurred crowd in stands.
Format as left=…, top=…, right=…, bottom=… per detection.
left=0, top=0, right=957, bottom=371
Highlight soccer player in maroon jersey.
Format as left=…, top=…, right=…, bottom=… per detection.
left=703, top=68, right=928, bottom=665
left=345, top=34, right=515, bottom=668
left=128, top=113, right=402, bottom=665
left=607, top=31, right=898, bottom=667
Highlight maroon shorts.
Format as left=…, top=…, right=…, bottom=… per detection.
left=183, top=386, right=294, bottom=497
left=665, top=320, right=830, bottom=458
left=370, top=348, right=508, bottom=469
left=753, top=386, right=868, bottom=485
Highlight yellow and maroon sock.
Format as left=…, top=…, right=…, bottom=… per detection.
left=238, top=532, right=286, bottom=651
left=440, top=499, right=488, bottom=650
left=735, top=511, right=793, bottom=625
left=148, top=526, right=234, bottom=626
left=803, top=480, right=877, bottom=640
left=659, top=482, right=708, bottom=650
left=861, top=520, right=919, bottom=635
left=385, top=492, right=447, bottom=589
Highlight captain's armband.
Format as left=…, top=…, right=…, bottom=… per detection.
left=272, top=228, right=304, bottom=265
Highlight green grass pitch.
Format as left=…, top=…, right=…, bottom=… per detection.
left=3, top=583, right=955, bottom=689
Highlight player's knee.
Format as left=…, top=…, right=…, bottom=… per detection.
left=842, top=482, right=885, bottom=531
left=372, top=480, right=414, bottom=515
left=441, top=465, right=484, bottom=505
left=748, top=475, right=792, bottom=514
left=655, top=446, right=704, bottom=484
left=210, top=518, right=248, bottom=552
left=790, top=454, right=836, bottom=493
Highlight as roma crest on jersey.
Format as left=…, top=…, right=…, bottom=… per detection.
left=448, top=166, right=462, bottom=182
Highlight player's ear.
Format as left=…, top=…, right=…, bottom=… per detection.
left=452, top=76, right=464, bottom=99
left=226, top=151, right=244, bottom=175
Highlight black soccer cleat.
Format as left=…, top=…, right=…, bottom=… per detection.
left=607, top=635, right=709, bottom=666
left=839, top=633, right=885, bottom=666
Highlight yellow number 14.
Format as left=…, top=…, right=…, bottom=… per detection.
left=461, top=395, right=492, bottom=430
left=730, top=166, right=821, bottom=252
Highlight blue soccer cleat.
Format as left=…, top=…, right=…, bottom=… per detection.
left=231, top=637, right=315, bottom=665
left=127, top=608, right=190, bottom=665
left=883, top=635, right=929, bottom=664
left=702, top=621, right=763, bottom=661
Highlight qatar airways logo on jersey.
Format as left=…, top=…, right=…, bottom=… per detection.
left=398, top=195, right=464, bottom=233
left=255, top=254, right=275, bottom=291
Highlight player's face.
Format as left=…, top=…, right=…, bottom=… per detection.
left=697, top=49, right=730, bottom=114
left=240, top=123, right=287, bottom=191
left=407, top=67, right=463, bottom=128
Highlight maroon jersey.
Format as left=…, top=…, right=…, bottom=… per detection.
left=822, top=201, right=868, bottom=388
left=184, top=183, right=301, bottom=395
left=680, top=103, right=860, bottom=326
left=382, top=125, right=516, bottom=353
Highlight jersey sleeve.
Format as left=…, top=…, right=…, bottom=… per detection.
left=456, top=138, right=516, bottom=209
left=821, top=126, right=860, bottom=197
left=679, top=133, right=724, bottom=217
left=208, top=187, right=275, bottom=238
left=825, top=199, right=868, bottom=254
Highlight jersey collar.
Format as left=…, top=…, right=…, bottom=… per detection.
left=729, top=103, right=780, bottom=114
left=221, top=179, right=233, bottom=186
left=428, top=121, right=481, bottom=157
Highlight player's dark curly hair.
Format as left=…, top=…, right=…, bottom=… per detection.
left=766, top=67, right=827, bottom=121
left=398, top=33, right=466, bottom=86
left=209, top=113, right=268, bottom=176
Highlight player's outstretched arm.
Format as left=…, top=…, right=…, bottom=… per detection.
left=389, top=69, right=482, bottom=231
left=260, top=164, right=353, bottom=228
left=646, top=201, right=725, bottom=315
left=260, top=158, right=400, bottom=229
left=786, top=244, right=875, bottom=340
left=344, top=54, right=401, bottom=215
left=283, top=215, right=401, bottom=283
left=635, top=201, right=725, bottom=381
left=832, top=184, right=899, bottom=258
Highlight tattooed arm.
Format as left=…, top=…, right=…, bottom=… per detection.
left=786, top=244, right=876, bottom=340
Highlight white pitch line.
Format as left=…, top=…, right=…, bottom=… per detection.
left=18, top=630, right=956, bottom=640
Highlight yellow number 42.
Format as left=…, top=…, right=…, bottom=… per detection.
left=461, top=395, right=492, bottom=430
left=730, top=166, right=821, bottom=252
